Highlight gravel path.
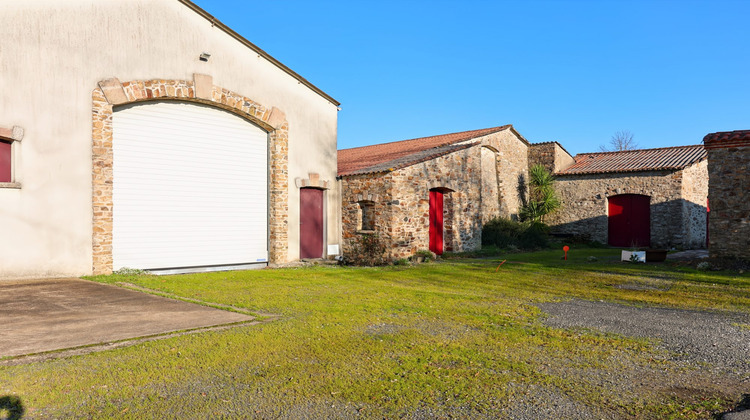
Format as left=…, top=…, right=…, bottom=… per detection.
left=536, top=299, right=750, bottom=374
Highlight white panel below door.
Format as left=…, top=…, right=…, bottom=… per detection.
left=112, top=101, right=268, bottom=270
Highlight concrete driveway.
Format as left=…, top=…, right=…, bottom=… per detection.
left=0, top=278, right=255, bottom=359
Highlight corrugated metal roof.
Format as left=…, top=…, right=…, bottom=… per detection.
left=338, top=125, right=512, bottom=177
left=557, top=145, right=706, bottom=175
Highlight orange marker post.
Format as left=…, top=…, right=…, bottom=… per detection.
left=563, top=245, right=570, bottom=260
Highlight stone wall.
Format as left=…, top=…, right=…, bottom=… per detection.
left=340, top=173, right=393, bottom=257
left=461, top=129, right=529, bottom=220
left=340, top=126, right=528, bottom=260
left=489, top=130, right=529, bottom=219
left=548, top=170, right=699, bottom=248
left=480, top=146, right=500, bottom=223
left=341, top=145, right=486, bottom=260
left=680, top=159, right=708, bottom=249
left=705, top=143, right=750, bottom=260
left=387, top=147, right=482, bottom=258
left=528, top=142, right=575, bottom=174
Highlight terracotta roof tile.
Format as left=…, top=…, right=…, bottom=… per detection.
left=703, top=130, right=750, bottom=149
left=338, top=125, right=512, bottom=177
left=557, top=145, right=706, bottom=176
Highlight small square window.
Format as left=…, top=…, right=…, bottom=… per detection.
left=0, top=140, right=11, bottom=183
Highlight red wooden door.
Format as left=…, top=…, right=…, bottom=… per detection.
left=300, top=188, right=324, bottom=259
left=608, top=194, right=650, bottom=247
left=429, top=190, right=444, bottom=255
left=0, top=141, right=10, bottom=183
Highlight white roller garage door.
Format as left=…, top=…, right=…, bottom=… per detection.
left=112, top=101, right=268, bottom=271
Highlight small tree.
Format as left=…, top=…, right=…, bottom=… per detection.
left=599, top=130, right=638, bottom=152
left=520, top=164, right=560, bottom=223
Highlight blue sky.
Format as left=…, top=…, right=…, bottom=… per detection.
left=193, top=0, right=750, bottom=156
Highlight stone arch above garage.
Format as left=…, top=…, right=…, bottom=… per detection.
left=91, top=75, right=289, bottom=275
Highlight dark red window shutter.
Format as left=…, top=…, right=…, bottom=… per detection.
left=0, top=141, right=11, bottom=182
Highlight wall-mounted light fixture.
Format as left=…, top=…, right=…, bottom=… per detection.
left=199, top=52, right=211, bottom=62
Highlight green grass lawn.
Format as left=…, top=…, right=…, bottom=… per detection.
left=1, top=247, right=748, bottom=418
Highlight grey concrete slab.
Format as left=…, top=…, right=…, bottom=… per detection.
left=0, top=278, right=254, bottom=357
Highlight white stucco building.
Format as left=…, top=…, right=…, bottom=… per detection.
left=0, top=0, right=341, bottom=278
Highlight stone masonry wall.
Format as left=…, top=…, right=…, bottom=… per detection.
left=706, top=145, right=750, bottom=260
left=340, top=173, right=393, bottom=257
left=490, top=130, right=529, bottom=219
left=340, top=127, right=528, bottom=261
left=480, top=146, right=500, bottom=223
left=528, top=142, right=575, bottom=174
left=680, top=159, right=708, bottom=249
left=548, top=170, right=691, bottom=248
left=463, top=129, right=529, bottom=220
left=388, top=147, right=482, bottom=258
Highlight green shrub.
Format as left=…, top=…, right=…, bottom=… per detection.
left=482, top=217, right=549, bottom=250
left=393, top=258, right=410, bottom=266
left=412, top=249, right=436, bottom=262
left=520, top=164, right=560, bottom=223
left=342, top=233, right=388, bottom=266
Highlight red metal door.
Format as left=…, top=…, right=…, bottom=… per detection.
left=429, top=190, right=444, bottom=255
left=608, top=194, right=650, bottom=247
left=300, top=188, right=324, bottom=259
left=0, top=141, right=10, bottom=183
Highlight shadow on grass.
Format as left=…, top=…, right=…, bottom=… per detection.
left=716, top=394, right=750, bottom=419
left=0, top=395, right=24, bottom=420
left=477, top=247, right=747, bottom=279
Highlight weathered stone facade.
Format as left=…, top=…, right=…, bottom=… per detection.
left=704, top=132, right=750, bottom=260
left=528, top=142, right=575, bottom=174
left=341, top=173, right=393, bottom=253
left=548, top=166, right=708, bottom=249
left=340, top=127, right=529, bottom=260
left=680, top=160, right=709, bottom=248
left=485, top=130, right=530, bottom=220
left=387, top=148, right=482, bottom=257
left=92, top=76, right=289, bottom=275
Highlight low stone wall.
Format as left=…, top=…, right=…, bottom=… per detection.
left=705, top=136, right=750, bottom=260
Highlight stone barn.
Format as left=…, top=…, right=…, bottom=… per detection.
left=703, top=130, right=750, bottom=260
left=0, top=0, right=341, bottom=278
left=545, top=145, right=708, bottom=249
left=338, top=126, right=529, bottom=259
